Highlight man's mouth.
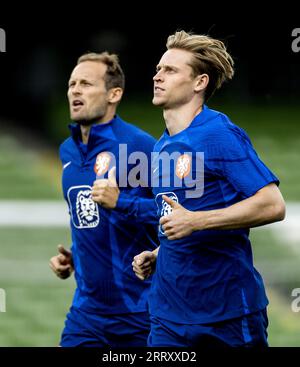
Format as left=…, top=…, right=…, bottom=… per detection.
left=72, top=100, right=84, bottom=110
left=72, top=100, right=84, bottom=107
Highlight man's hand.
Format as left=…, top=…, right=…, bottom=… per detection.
left=49, top=244, right=74, bottom=279
left=160, top=195, right=197, bottom=240
left=132, top=250, right=158, bottom=281
left=91, top=167, right=120, bottom=209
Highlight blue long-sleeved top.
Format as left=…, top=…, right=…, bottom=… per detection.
left=60, top=115, right=158, bottom=314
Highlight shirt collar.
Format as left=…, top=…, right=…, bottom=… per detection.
left=68, top=115, right=119, bottom=146
left=162, top=104, right=211, bottom=140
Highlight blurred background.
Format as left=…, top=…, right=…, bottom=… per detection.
left=0, top=7, right=299, bottom=346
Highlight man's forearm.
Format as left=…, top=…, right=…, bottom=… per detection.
left=192, top=184, right=285, bottom=231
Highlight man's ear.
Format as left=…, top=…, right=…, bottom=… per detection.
left=108, top=87, right=123, bottom=104
left=194, top=74, right=209, bottom=93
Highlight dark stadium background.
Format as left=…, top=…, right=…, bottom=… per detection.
left=0, top=10, right=299, bottom=140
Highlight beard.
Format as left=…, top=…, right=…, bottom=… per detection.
left=71, top=111, right=106, bottom=126
left=74, top=118, right=98, bottom=126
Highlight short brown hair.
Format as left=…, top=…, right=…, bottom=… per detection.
left=77, top=52, right=125, bottom=91
left=167, top=31, right=234, bottom=101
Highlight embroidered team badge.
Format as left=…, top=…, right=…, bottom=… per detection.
left=161, top=194, right=178, bottom=217
left=94, top=152, right=111, bottom=177
left=155, top=192, right=179, bottom=235
left=67, top=186, right=99, bottom=229
left=175, top=154, right=191, bottom=179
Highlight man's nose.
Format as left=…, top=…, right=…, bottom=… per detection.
left=153, top=70, right=163, bottom=82
left=71, top=83, right=82, bottom=95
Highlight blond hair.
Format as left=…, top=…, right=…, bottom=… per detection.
left=77, top=52, right=125, bottom=91
left=167, top=31, right=234, bottom=101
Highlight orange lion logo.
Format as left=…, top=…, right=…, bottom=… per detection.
left=175, top=154, right=191, bottom=179
left=94, top=152, right=111, bottom=177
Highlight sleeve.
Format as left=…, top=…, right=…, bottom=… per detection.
left=208, top=126, right=279, bottom=198
left=115, top=192, right=158, bottom=225
left=114, top=132, right=158, bottom=224
left=131, top=132, right=157, bottom=188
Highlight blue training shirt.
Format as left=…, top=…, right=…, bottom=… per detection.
left=148, top=105, right=279, bottom=324
left=59, top=115, right=158, bottom=315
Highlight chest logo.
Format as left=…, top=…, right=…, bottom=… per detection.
left=94, top=152, right=111, bottom=177
left=175, top=154, right=191, bottom=179
left=67, top=186, right=99, bottom=229
left=155, top=192, right=179, bottom=235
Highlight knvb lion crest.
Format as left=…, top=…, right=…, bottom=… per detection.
left=161, top=195, right=178, bottom=217
left=155, top=192, right=179, bottom=235
left=67, top=186, right=99, bottom=228
left=76, top=189, right=99, bottom=227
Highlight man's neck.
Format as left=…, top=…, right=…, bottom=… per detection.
left=80, top=125, right=91, bottom=144
left=79, top=110, right=115, bottom=144
left=163, top=103, right=203, bottom=136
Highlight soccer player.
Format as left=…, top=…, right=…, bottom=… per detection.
left=132, top=31, right=286, bottom=347
left=49, top=52, right=158, bottom=347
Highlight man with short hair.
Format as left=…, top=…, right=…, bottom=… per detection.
left=49, top=52, right=158, bottom=347
left=132, top=31, right=286, bottom=347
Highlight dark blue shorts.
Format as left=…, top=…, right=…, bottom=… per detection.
left=148, top=308, right=268, bottom=347
left=60, top=306, right=150, bottom=347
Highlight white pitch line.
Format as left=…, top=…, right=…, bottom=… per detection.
left=0, top=201, right=69, bottom=226
left=260, top=202, right=300, bottom=252
left=0, top=201, right=299, bottom=241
